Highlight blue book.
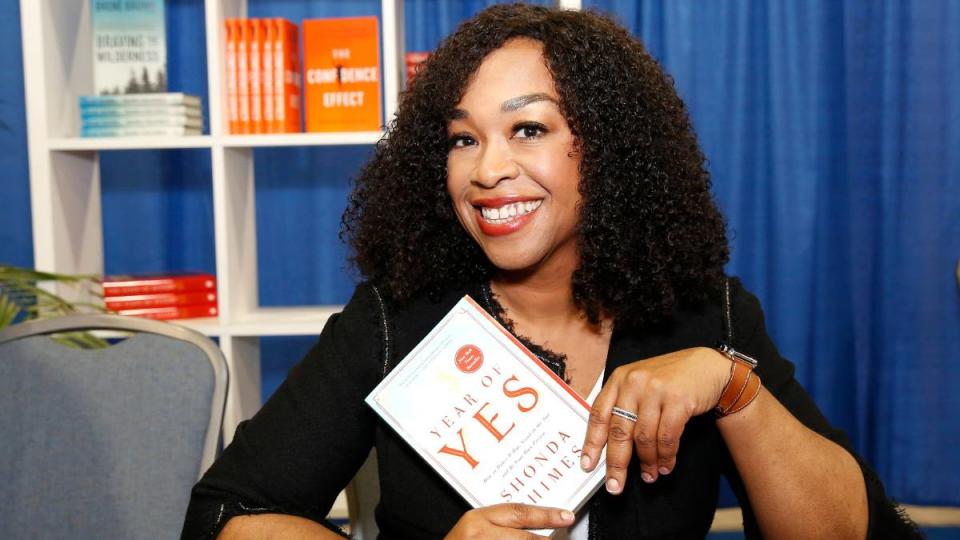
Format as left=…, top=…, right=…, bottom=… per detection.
left=79, top=93, right=201, bottom=108
left=80, top=104, right=201, bottom=120
left=92, top=0, right=167, bottom=96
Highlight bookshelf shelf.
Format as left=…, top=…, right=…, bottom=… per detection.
left=172, top=316, right=224, bottom=337
left=219, top=132, right=385, bottom=148
left=227, top=305, right=341, bottom=336
left=48, top=136, right=214, bottom=151
left=19, top=0, right=406, bottom=448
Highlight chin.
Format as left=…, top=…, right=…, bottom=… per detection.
left=482, top=249, right=546, bottom=274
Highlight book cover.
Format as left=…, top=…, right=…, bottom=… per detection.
left=79, top=93, right=201, bottom=107
left=225, top=19, right=240, bottom=134
left=92, top=0, right=168, bottom=95
left=274, top=19, right=302, bottom=133
left=80, top=104, right=200, bottom=119
left=102, top=273, right=216, bottom=296
left=302, top=17, right=381, bottom=132
left=115, top=303, right=218, bottom=320
left=366, top=296, right=606, bottom=534
left=105, top=291, right=217, bottom=310
left=81, top=126, right=202, bottom=137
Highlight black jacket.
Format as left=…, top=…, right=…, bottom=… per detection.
left=182, top=279, right=917, bottom=539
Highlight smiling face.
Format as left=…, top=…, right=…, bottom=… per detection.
left=446, top=38, right=582, bottom=276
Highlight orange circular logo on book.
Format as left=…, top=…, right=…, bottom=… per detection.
left=455, top=344, right=483, bottom=374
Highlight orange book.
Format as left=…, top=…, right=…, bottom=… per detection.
left=248, top=19, right=264, bottom=133
left=105, top=291, right=218, bottom=311
left=302, top=17, right=381, bottom=132
left=115, top=303, right=219, bottom=321
left=225, top=20, right=240, bottom=133
left=262, top=19, right=275, bottom=133
left=236, top=19, right=251, bottom=134
left=274, top=18, right=302, bottom=133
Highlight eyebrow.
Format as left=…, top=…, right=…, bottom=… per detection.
left=449, top=93, right=558, bottom=120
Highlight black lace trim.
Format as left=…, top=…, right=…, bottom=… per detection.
left=479, top=282, right=569, bottom=383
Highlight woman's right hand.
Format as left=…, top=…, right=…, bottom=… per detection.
left=444, top=503, right=575, bottom=539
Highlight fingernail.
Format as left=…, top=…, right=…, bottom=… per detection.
left=658, top=466, right=671, bottom=475
left=606, top=478, right=620, bottom=493
left=580, top=455, right=592, bottom=470
left=560, top=510, right=575, bottom=522
left=641, top=472, right=655, bottom=483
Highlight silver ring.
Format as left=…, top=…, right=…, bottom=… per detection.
left=611, top=406, right=638, bottom=423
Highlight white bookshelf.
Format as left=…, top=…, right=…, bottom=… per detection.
left=18, top=0, right=406, bottom=448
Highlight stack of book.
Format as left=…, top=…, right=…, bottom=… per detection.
left=79, top=93, right=204, bottom=137
left=102, top=272, right=218, bottom=321
left=225, top=18, right=302, bottom=134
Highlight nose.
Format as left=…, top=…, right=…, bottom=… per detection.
left=472, top=139, right=520, bottom=188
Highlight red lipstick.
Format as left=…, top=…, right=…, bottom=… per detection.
left=471, top=197, right=542, bottom=237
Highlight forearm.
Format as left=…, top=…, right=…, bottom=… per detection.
left=218, top=514, right=346, bottom=540
left=717, top=387, right=868, bottom=540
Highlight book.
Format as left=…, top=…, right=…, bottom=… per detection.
left=82, top=115, right=202, bottom=129
left=236, top=19, right=251, bottom=133
left=262, top=20, right=275, bottom=132
left=249, top=19, right=263, bottom=133
left=101, top=273, right=216, bottom=296
left=225, top=19, right=240, bottom=134
left=104, top=291, right=217, bottom=310
left=92, top=0, right=168, bottom=95
left=114, top=303, right=218, bottom=321
left=366, top=296, right=606, bottom=535
left=273, top=18, right=301, bottom=133
left=405, top=51, right=430, bottom=86
left=303, top=17, right=381, bottom=132
left=81, top=126, right=202, bottom=137
left=79, top=93, right=201, bottom=107
left=80, top=104, right=201, bottom=119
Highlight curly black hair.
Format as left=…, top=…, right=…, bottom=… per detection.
left=341, top=3, right=729, bottom=330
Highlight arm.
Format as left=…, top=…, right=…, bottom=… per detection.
left=581, top=279, right=917, bottom=539
left=181, top=285, right=383, bottom=540
left=717, top=379, right=867, bottom=539
left=219, top=514, right=345, bottom=540
left=719, top=280, right=919, bottom=539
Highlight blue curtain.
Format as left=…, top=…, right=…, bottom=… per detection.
left=0, top=0, right=956, bottom=506
left=587, top=0, right=960, bottom=506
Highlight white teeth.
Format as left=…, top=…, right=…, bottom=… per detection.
left=479, top=200, right=542, bottom=223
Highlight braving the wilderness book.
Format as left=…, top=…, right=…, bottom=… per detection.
left=92, top=0, right=168, bottom=95
left=366, top=296, right=607, bottom=536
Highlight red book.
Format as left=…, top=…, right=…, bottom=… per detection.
left=105, top=291, right=218, bottom=311
left=405, top=51, right=430, bottom=86
left=102, top=273, right=217, bottom=297
left=115, top=303, right=219, bottom=321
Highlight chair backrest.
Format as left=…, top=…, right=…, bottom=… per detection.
left=0, top=314, right=228, bottom=540
left=346, top=449, right=381, bottom=540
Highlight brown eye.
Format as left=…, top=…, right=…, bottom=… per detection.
left=512, top=122, right=547, bottom=140
left=449, top=134, right=476, bottom=148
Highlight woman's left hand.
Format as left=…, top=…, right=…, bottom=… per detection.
left=579, top=347, right=731, bottom=493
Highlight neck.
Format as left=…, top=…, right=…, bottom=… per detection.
left=491, top=264, right=579, bottom=324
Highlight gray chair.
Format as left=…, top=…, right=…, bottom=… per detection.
left=0, top=314, right=228, bottom=540
left=346, top=449, right=381, bottom=539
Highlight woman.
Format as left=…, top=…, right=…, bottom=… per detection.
left=183, top=5, right=918, bottom=539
